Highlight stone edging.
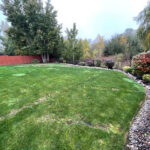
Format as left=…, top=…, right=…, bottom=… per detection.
left=63, top=63, right=150, bottom=150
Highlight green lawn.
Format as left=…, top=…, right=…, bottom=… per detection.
left=0, top=64, right=145, bottom=150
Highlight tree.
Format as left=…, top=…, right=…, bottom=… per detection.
left=1, top=0, right=63, bottom=62
left=135, top=2, right=150, bottom=50
left=91, top=35, right=105, bottom=57
left=81, top=39, right=91, bottom=60
left=63, top=23, right=83, bottom=63
left=104, top=35, right=124, bottom=56
left=123, top=35, right=143, bottom=64
left=0, top=20, right=17, bottom=55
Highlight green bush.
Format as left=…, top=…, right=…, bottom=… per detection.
left=31, top=59, right=40, bottom=64
left=63, top=60, right=66, bottom=63
left=105, top=60, right=114, bottom=69
left=78, top=62, right=86, bottom=66
left=142, top=74, right=150, bottom=83
left=59, top=57, right=64, bottom=63
left=123, top=66, right=134, bottom=73
left=95, top=60, right=101, bottom=67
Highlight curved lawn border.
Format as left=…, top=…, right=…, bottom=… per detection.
left=62, top=63, right=150, bottom=149
left=115, top=69, right=150, bottom=150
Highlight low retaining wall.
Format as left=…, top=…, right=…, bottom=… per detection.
left=0, top=55, right=42, bottom=65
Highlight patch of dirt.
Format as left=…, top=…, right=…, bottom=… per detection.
left=36, top=115, right=56, bottom=123
left=36, top=114, right=109, bottom=132
left=0, top=96, right=47, bottom=121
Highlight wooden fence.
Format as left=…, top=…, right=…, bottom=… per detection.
left=0, top=55, right=42, bottom=65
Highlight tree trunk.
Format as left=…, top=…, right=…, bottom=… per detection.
left=41, top=53, right=50, bottom=63
left=41, top=53, right=47, bottom=63
left=46, top=52, right=50, bottom=63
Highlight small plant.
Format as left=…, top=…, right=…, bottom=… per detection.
left=105, top=60, right=114, bottom=69
left=31, top=59, right=40, bottom=64
left=86, top=60, right=94, bottom=66
left=123, top=66, right=134, bottom=73
left=95, top=60, right=101, bottom=67
left=63, top=60, right=66, bottom=63
left=59, top=57, right=64, bottom=63
left=142, top=74, right=150, bottom=83
left=78, top=62, right=86, bottom=66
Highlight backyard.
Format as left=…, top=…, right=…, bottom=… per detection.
left=0, top=64, right=145, bottom=150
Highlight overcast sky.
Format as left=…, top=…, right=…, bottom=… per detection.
left=0, top=0, right=149, bottom=40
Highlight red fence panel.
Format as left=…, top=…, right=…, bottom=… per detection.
left=0, top=55, right=42, bottom=65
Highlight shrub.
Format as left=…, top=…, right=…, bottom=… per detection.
left=78, top=62, right=86, bottom=66
left=142, top=74, right=150, bottom=83
left=63, top=60, right=66, bottom=63
left=123, top=66, right=131, bottom=72
left=86, top=60, right=94, bottom=66
left=105, top=60, right=114, bottom=69
left=123, top=66, right=134, bottom=73
left=59, top=57, right=64, bottom=63
left=132, top=51, right=150, bottom=77
left=74, top=60, right=79, bottom=65
left=95, top=60, right=101, bottom=67
left=31, top=59, right=40, bottom=64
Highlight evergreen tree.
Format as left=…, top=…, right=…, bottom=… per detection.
left=63, top=23, right=83, bottom=63
left=1, top=0, right=63, bottom=62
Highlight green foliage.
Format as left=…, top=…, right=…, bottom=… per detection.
left=1, top=36, right=17, bottom=55
left=123, top=66, right=134, bottom=73
left=104, top=35, right=124, bottom=56
left=95, top=59, right=101, bottom=67
left=142, top=74, right=150, bottom=83
left=91, top=35, right=105, bottom=57
left=105, top=60, right=115, bottom=69
left=63, top=23, right=83, bottom=63
left=123, top=66, right=131, bottom=72
left=103, top=30, right=143, bottom=60
left=31, top=59, right=40, bottom=64
left=59, top=57, right=64, bottom=63
left=124, top=34, right=143, bottom=61
left=114, top=54, right=124, bottom=69
left=78, top=61, right=86, bottom=66
left=136, top=2, right=150, bottom=50
left=81, top=39, right=91, bottom=59
left=63, top=60, right=66, bottom=63
left=1, top=0, right=63, bottom=61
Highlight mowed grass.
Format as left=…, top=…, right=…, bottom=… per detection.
left=0, top=64, right=145, bottom=150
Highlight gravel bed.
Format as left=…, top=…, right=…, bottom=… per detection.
left=127, top=87, right=150, bottom=150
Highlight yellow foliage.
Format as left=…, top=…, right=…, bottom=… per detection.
left=120, top=36, right=127, bottom=45
left=123, top=66, right=131, bottom=72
